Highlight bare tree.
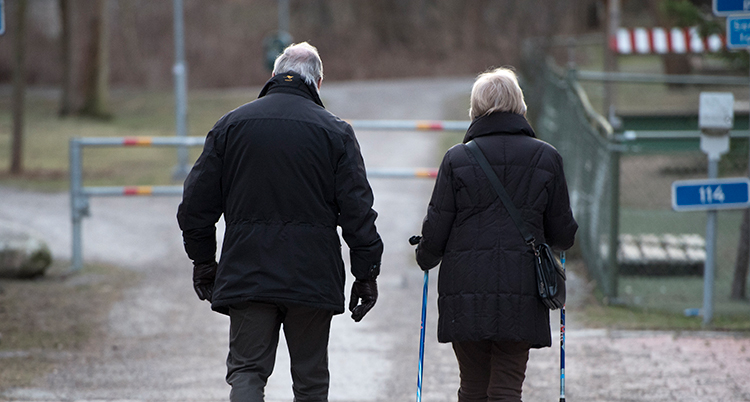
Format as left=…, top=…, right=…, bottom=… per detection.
left=78, top=0, right=112, bottom=119
left=11, top=0, right=28, bottom=175
left=732, top=210, right=749, bottom=300
left=647, top=0, right=693, bottom=76
left=58, top=0, right=74, bottom=117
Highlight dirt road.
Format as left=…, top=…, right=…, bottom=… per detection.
left=2, top=78, right=750, bottom=401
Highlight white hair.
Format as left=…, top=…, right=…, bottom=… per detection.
left=469, top=67, right=527, bottom=120
left=272, top=42, right=324, bottom=88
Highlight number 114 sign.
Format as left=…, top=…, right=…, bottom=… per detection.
left=672, top=178, right=750, bottom=211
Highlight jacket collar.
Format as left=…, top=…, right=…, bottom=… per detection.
left=462, top=112, right=536, bottom=143
left=258, top=71, right=325, bottom=108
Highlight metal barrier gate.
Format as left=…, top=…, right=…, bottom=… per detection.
left=69, top=120, right=470, bottom=271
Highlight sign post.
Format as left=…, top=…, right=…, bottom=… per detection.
left=0, top=0, right=4, bottom=35
left=672, top=92, right=735, bottom=326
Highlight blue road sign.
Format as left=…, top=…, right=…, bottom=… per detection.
left=714, top=0, right=750, bottom=16
left=672, top=178, right=750, bottom=211
left=727, top=14, right=750, bottom=48
left=0, top=0, right=5, bottom=36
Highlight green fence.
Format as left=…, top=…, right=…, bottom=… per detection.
left=615, top=117, right=750, bottom=317
left=530, top=65, right=620, bottom=299
left=524, top=59, right=750, bottom=319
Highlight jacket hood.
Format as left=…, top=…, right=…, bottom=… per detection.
left=462, top=112, right=536, bottom=143
left=258, top=71, right=325, bottom=108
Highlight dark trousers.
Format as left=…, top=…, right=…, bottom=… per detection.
left=452, top=340, right=531, bottom=402
left=226, top=301, right=333, bottom=402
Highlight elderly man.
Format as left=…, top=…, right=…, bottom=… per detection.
left=177, top=42, right=383, bottom=402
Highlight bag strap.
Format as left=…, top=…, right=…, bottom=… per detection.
left=465, top=140, right=536, bottom=250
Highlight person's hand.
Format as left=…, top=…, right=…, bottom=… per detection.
left=349, top=279, right=378, bottom=322
left=193, top=261, right=217, bottom=302
left=412, top=235, right=440, bottom=271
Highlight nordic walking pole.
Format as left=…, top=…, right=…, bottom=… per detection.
left=417, top=269, right=428, bottom=402
left=560, top=251, right=566, bottom=402
left=409, top=235, right=427, bottom=402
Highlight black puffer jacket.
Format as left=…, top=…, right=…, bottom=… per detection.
left=177, top=72, right=383, bottom=315
left=416, top=112, right=577, bottom=348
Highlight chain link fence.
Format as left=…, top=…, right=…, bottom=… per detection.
left=522, top=52, right=750, bottom=319
left=525, top=61, right=620, bottom=299
left=616, top=131, right=749, bottom=317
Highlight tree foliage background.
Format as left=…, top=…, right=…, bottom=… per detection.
left=0, top=0, right=598, bottom=92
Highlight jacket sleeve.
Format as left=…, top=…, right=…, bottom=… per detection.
left=543, top=151, right=578, bottom=251
left=335, top=125, right=383, bottom=280
left=176, top=128, right=225, bottom=264
left=416, top=150, right=457, bottom=270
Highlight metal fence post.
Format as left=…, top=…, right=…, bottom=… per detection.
left=171, top=0, right=190, bottom=181
left=69, top=138, right=88, bottom=272
left=607, top=140, right=621, bottom=299
left=278, top=0, right=290, bottom=34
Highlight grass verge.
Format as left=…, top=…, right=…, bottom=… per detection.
left=565, top=258, right=750, bottom=331
left=0, top=88, right=259, bottom=192
left=0, top=261, right=139, bottom=390
left=577, top=303, right=750, bottom=331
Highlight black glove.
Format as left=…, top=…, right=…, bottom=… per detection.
left=413, top=235, right=441, bottom=271
left=193, top=260, right=217, bottom=302
left=349, top=279, right=378, bottom=322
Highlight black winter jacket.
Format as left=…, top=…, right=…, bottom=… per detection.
left=416, top=112, right=577, bottom=348
left=177, top=72, right=383, bottom=315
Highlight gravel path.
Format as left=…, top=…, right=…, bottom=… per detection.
left=2, top=78, right=750, bottom=401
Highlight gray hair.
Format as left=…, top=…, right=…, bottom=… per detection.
left=469, top=67, right=527, bottom=120
left=272, top=42, right=324, bottom=88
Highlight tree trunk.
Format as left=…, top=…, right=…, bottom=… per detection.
left=732, top=202, right=750, bottom=300
left=79, top=0, right=111, bottom=119
left=58, top=0, right=74, bottom=117
left=603, top=0, right=620, bottom=116
left=11, top=0, right=28, bottom=175
left=646, top=0, right=692, bottom=83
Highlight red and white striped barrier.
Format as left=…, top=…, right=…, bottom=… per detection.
left=611, top=27, right=725, bottom=54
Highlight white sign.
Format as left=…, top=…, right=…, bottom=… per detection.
left=699, top=92, right=734, bottom=131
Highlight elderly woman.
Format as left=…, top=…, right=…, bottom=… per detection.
left=415, top=67, right=578, bottom=402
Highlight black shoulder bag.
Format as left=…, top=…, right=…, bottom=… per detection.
left=465, top=140, right=566, bottom=310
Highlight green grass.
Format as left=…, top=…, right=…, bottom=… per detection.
left=577, top=303, right=750, bottom=331
left=616, top=208, right=750, bottom=323
left=0, top=88, right=259, bottom=191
